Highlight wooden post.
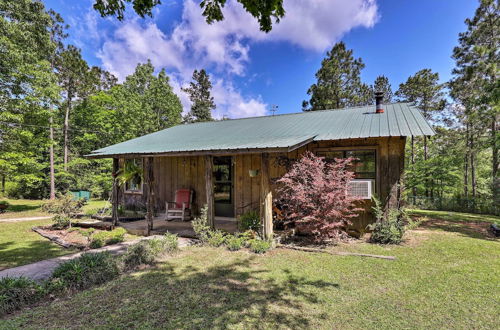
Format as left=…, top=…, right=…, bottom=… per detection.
left=111, top=158, right=119, bottom=229
left=205, top=155, right=215, bottom=228
left=145, top=157, right=155, bottom=236
left=260, top=153, right=273, bottom=240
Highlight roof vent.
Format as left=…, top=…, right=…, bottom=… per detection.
left=375, top=91, right=384, bottom=113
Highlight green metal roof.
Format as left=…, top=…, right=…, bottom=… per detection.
left=88, top=103, right=435, bottom=158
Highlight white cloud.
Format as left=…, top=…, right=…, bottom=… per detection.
left=94, top=0, right=378, bottom=118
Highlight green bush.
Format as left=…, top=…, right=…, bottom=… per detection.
left=90, top=228, right=127, bottom=249
left=248, top=239, right=272, bottom=254
left=225, top=235, right=244, bottom=251
left=0, top=277, right=44, bottom=315
left=368, top=196, right=415, bottom=244
left=207, top=230, right=226, bottom=247
left=51, top=252, right=120, bottom=290
left=192, top=205, right=211, bottom=243
left=52, top=214, right=71, bottom=229
left=0, top=200, right=10, bottom=208
left=238, top=210, right=261, bottom=232
left=122, top=242, right=156, bottom=270
left=42, top=193, right=86, bottom=215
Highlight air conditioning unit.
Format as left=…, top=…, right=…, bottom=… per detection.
left=348, top=180, right=374, bottom=199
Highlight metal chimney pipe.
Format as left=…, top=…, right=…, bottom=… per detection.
left=375, top=91, right=384, bottom=113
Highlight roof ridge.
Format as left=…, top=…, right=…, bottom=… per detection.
left=179, top=102, right=411, bottom=127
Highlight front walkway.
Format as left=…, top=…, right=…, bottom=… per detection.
left=0, top=236, right=196, bottom=281
left=0, top=216, right=52, bottom=222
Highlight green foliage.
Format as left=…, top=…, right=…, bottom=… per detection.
left=368, top=196, right=415, bottom=244
left=0, top=200, right=10, bottom=207
left=238, top=210, right=261, bottom=232
left=206, top=230, right=227, bottom=247
left=373, top=75, right=393, bottom=103
left=51, top=252, right=120, bottom=290
left=52, top=214, right=71, bottom=229
left=42, top=194, right=86, bottom=215
left=248, top=239, right=272, bottom=254
left=303, top=42, right=372, bottom=111
left=122, top=234, right=178, bottom=271
left=0, top=277, right=44, bottom=315
left=92, top=0, right=285, bottom=32
left=182, top=69, right=215, bottom=123
left=225, top=235, right=245, bottom=251
left=89, top=228, right=127, bottom=249
left=192, top=205, right=212, bottom=243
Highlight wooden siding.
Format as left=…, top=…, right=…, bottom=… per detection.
left=122, top=137, right=406, bottom=231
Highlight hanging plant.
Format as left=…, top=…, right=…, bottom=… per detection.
left=116, top=160, right=143, bottom=187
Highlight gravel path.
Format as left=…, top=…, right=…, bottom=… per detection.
left=0, top=236, right=196, bottom=281
left=0, top=216, right=52, bottom=222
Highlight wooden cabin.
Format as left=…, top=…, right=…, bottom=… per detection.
left=88, top=102, right=434, bottom=238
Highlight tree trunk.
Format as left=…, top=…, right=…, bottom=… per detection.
left=63, top=93, right=72, bottom=171
left=145, top=157, right=154, bottom=236
left=464, top=124, right=469, bottom=198
left=111, top=158, right=119, bottom=229
left=424, top=136, right=429, bottom=197
left=204, top=155, right=215, bottom=228
left=492, top=117, right=498, bottom=195
left=49, top=114, right=56, bottom=200
left=1, top=174, right=5, bottom=194
left=470, top=132, right=476, bottom=199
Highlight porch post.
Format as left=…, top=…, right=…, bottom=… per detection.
left=145, top=157, right=155, bottom=236
left=260, top=153, right=273, bottom=240
left=111, top=158, right=119, bottom=229
left=204, top=155, right=215, bottom=228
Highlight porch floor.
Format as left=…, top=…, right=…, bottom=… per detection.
left=120, top=216, right=238, bottom=237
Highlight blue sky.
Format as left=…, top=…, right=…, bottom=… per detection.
left=42, top=0, right=477, bottom=118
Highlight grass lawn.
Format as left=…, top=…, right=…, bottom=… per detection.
left=1, top=211, right=498, bottom=328
left=0, top=199, right=109, bottom=220
left=0, top=219, right=77, bottom=271
left=408, top=208, right=500, bottom=224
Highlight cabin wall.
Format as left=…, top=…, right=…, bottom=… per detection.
left=122, top=136, right=406, bottom=231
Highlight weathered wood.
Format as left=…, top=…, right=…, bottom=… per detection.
left=260, top=153, right=273, bottom=240
left=205, top=155, right=215, bottom=228
left=111, top=158, right=119, bottom=229
left=145, top=157, right=155, bottom=236
left=276, top=244, right=396, bottom=260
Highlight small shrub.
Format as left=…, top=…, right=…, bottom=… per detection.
left=368, top=196, right=414, bottom=244
left=162, top=232, right=179, bottom=253
left=90, top=228, right=126, bottom=249
left=0, top=200, right=10, bottom=208
left=225, top=235, right=244, bottom=251
left=192, top=205, right=211, bottom=243
left=42, top=194, right=86, bottom=215
left=248, top=239, right=272, bottom=254
left=51, top=252, right=120, bottom=290
left=52, top=214, right=71, bottom=229
left=207, top=230, right=226, bottom=247
left=0, top=277, right=44, bottom=315
left=122, top=242, right=156, bottom=270
left=238, top=210, right=260, bottom=232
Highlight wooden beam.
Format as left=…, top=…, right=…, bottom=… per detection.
left=145, top=157, right=155, bottom=236
left=204, top=155, right=215, bottom=228
left=111, top=158, right=119, bottom=229
left=260, top=153, right=273, bottom=240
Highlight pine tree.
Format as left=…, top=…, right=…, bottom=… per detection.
left=182, top=69, right=216, bottom=123
left=396, top=69, right=445, bottom=197
left=374, top=75, right=393, bottom=103
left=450, top=0, right=499, bottom=198
left=303, top=42, right=371, bottom=111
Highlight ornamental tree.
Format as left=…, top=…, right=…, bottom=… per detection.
left=276, top=152, right=361, bottom=242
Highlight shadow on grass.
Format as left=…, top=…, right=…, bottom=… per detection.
left=0, top=239, right=74, bottom=271
left=10, top=256, right=339, bottom=328
left=6, top=204, right=41, bottom=213
left=420, top=219, right=497, bottom=241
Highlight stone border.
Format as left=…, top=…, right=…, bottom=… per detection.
left=91, top=215, right=145, bottom=222
left=32, top=226, right=86, bottom=250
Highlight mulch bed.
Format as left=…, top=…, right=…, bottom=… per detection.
left=32, top=226, right=92, bottom=250
left=418, top=218, right=497, bottom=239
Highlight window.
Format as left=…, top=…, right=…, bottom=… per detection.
left=124, top=158, right=143, bottom=193
left=317, top=149, right=376, bottom=180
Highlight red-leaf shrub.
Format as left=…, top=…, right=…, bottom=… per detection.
left=276, top=151, right=361, bottom=242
